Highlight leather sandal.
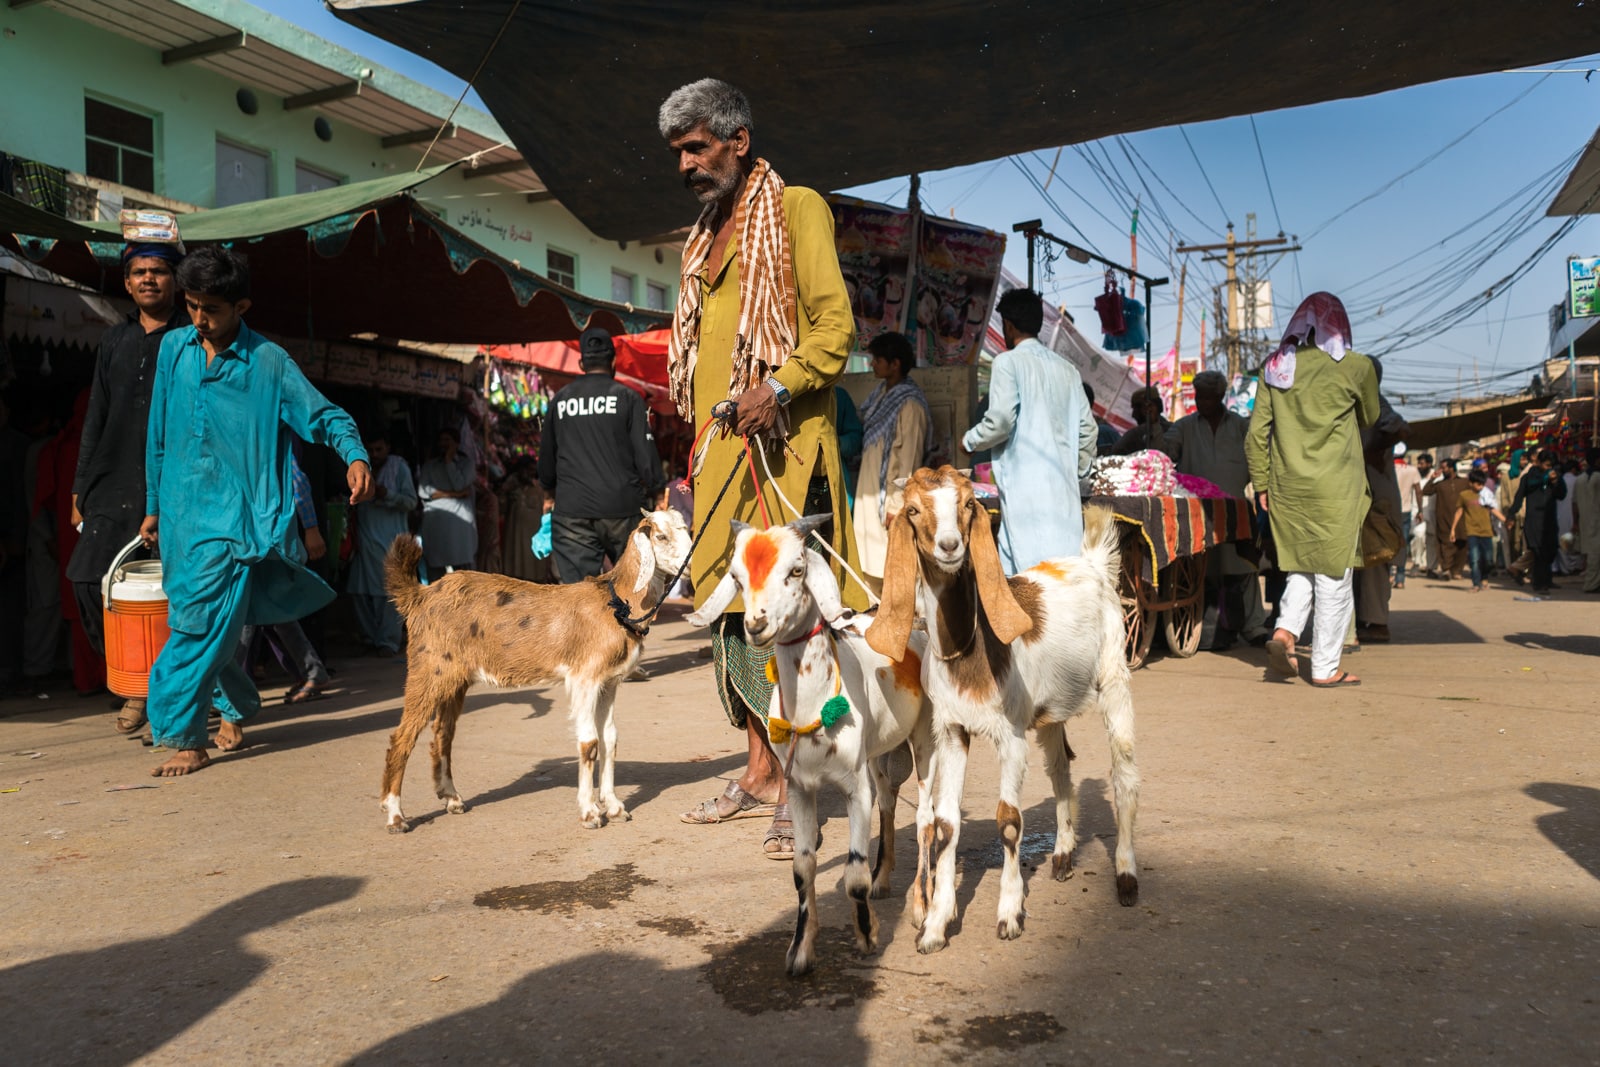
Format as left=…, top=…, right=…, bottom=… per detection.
left=680, top=781, right=778, bottom=824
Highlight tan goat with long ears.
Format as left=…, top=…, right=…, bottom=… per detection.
left=688, top=514, right=936, bottom=977
left=866, top=466, right=1140, bottom=954
left=379, top=509, right=690, bottom=832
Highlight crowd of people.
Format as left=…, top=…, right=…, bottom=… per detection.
left=0, top=76, right=1594, bottom=832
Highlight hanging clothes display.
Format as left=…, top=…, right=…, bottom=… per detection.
left=1106, top=295, right=1147, bottom=352
left=1093, top=270, right=1126, bottom=336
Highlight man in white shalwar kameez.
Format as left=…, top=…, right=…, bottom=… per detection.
left=962, top=288, right=1098, bottom=572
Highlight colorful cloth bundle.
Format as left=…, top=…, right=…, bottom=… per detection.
left=1090, top=449, right=1176, bottom=497
left=1172, top=473, right=1233, bottom=499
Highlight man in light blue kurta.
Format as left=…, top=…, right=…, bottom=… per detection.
left=963, top=288, right=1098, bottom=572
left=347, top=433, right=417, bottom=654
left=141, top=247, right=370, bottom=776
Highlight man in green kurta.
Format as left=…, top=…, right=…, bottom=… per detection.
left=660, top=78, right=865, bottom=858
left=1245, top=292, right=1378, bottom=688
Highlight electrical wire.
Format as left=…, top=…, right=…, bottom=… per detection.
left=1305, top=73, right=1551, bottom=239
left=1248, top=116, right=1284, bottom=235
left=1180, top=126, right=1230, bottom=225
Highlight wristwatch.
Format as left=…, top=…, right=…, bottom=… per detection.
left=764, top=375, right=792, bottom=406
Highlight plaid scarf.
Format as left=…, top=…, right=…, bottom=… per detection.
left=667, top=158, right=798, bottom=438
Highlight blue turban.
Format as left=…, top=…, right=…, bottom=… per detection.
left=121, top=243, right=183, bottom=265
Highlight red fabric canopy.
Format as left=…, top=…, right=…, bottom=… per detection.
left=487, top=328, right=674, bottom=415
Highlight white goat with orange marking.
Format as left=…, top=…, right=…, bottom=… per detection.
left=866, top=466, right=1139, bottom=954
left=689, top=515, right=936, bottom=977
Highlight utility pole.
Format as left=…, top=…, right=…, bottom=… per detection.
left=1177, top=222, right=1301, bottom=379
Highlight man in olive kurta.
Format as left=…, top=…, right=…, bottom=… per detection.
left=661, top=78, right=864, bottom=857
left=1245, top=311, right=1379, bottom=686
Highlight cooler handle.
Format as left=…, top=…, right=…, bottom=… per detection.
left=102, top=537, right=157, bottom=603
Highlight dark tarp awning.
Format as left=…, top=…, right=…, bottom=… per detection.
left=1, top=168, right=666, bottom=343
left=1403, top=396, right=1555, bottom=451
left=329, top=0, right=1600, bottom=241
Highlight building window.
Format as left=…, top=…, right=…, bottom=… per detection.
left=215, top=139, right=271, bottom=207
left=611, top=269, right=635, bottom=305
left=294, top=162, right=343, bottom=194
left=646, top=280, right=670, bottom=311
left=84, top=97, right=155, bottom=192
left=547, top=248, right=576, bottom=289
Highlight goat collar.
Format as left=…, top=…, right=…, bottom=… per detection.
left=605, top=579, right=651, bottom=638
left=778, top=618, right=828, bottom=647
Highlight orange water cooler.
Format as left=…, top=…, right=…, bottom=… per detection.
left=102, top=538, right=169, bottom=698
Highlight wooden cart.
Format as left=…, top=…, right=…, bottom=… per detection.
left=1090, top=495, right=1255, bottom=670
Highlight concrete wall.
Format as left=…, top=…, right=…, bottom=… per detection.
left=0, top=3, right=679, bottom=309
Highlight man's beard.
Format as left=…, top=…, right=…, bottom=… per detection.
left=685, top=164, right=739, bottom=206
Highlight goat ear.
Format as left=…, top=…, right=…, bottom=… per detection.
left=631, top=530, right=656, bottom=594
left=865, top=510, right=918, bottom=661
left=729, top=518, right=752, bottom=537
left=892, top=476, right=909, bottom=491
left=968, top=506, right=1033, bottom=644
left=685, top=570, right=741, bottom=628
left=803, top=548, right=845, bottom=622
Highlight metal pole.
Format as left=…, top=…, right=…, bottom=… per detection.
left=1144, top=277, right=1153, bottom=391
left=1570, top=340, right=1578, bottom=398
left=1027, top=229, right=1036, bottom=291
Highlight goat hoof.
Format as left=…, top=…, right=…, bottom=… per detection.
left=997, top=916, right=1024, bottom=940
left=916, top=932, right=948, bottom=955
left=1116, top=872, right=1139, bottom=906
left=580, top=813, right=603, bottom=830
left=386, top=818, right=410, bottom=835
left=445, top=798, right=466, bottom=815
left=605, top=805, right=631, bottom=822
left=869, top=882, right=892, bottom=900
left=1051, top=852, right=1073, bottom=881
left=785, top=952, right=814, bottom=978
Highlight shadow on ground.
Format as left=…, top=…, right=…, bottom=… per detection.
left=0, top=877, right=363, bottom=1066
left=1526, top=782, right=1600, bottom=882
left=1504, top=632, right=1600, bottom=657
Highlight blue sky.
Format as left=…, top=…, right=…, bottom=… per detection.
left=260, top=1, right=1599, bottom=416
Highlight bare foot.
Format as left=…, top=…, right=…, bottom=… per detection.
left=215, top=721, right=245, bottom=752
left=151, top=748, right=211, bottom=777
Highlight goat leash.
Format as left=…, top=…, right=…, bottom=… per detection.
left=612, top=409, right=750, bottom=634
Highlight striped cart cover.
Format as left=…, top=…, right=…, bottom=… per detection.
left=1090, top=495, right=1254, bottom=579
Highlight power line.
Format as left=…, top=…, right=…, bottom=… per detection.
left=1179, top=126, right=1230, bottom=225
left=1247, top=116, right=1284, bottom=235
left=1306, top=73, right=1551, bottom=240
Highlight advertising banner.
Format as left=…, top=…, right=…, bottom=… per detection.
left=830, top=195, right=915, bottom=361
left=1569, top=256, right=1600, bottom=319
left=913, top=216, right=1007, bottom=367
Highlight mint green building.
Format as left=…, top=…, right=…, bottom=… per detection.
left=0, top=0, right=681, bottom=312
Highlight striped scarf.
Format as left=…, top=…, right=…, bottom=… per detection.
left=667, top=158, right=798, bottom=437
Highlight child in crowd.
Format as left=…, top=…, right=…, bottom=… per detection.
left=1452, top=468, right=1504, bottom=592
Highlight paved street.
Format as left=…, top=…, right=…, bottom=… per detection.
left=2, top=578, right=1596, bottom=1065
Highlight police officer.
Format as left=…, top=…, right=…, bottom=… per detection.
left=538, top=327, right=666, bottom=583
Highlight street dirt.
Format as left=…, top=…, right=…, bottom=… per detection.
left=2, top=578, right=1597, bottom=1064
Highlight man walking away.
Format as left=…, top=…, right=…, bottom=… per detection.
left=538, top=327, right=665, bottom=582
left=67, top=243, right=189, bottom=734
left=1245, top=292, right=1378, bottom=688
left=963, top=287, right=1098, bottom=571
left=140, top=246, right=371, bottom=777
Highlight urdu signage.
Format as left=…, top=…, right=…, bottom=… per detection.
left=1569, top=256, right=1600, bottom=319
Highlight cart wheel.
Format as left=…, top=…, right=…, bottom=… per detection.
left=1161, top=554, right=1205, bottom=658
left=1119, top=544, right=1154, bottom=670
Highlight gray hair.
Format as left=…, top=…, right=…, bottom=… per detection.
left=658, top=78, right=753, bottom=141
left=1192, top=370, right=1228, bottom=395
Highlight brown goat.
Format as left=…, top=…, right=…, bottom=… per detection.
left=378, top=510, right=690, bottom=832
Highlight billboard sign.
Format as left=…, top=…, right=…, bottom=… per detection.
left=1570, top=256, right=1600, bottom=319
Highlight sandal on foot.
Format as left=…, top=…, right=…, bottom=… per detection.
left=763, top=804, right=796, bottom=860
left=1310, top=671, right=1361, bottom=688
left=114, top=699, right=147, bottom=734
left=285, top=681, right=328, bottom=705
left=680, top=781, right=778, bottom=824
left=1266, top=638, right=1299, bottom=678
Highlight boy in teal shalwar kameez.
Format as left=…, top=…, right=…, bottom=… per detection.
left=140, top=247, right=372, bottom=776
